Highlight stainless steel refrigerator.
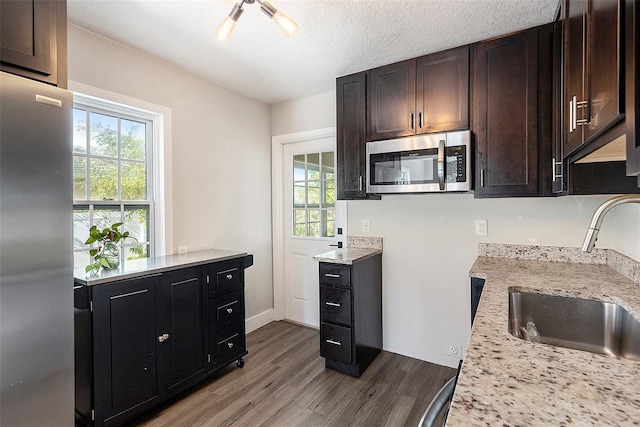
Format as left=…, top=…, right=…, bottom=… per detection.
left=0, top=72, right=74, bottom=425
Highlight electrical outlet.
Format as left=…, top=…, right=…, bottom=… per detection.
left=447, top=342, right=461, bottom=358
left=178, top=246, right=188, bottom=254
left=362, top=219, right=371, bottom=233
left=474, top=219, right=488, bottom=236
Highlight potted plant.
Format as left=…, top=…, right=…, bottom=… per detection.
left=85, top=222, right=134, bottom=274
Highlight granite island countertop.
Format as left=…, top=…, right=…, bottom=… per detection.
left=447, top=246, right=640, bottom=426
left=313, top=236, right=382, bottom=265
left=74, top=248, right=248, bottom=286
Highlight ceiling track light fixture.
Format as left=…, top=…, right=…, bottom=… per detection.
left=215, top=0, right=298, bottom=42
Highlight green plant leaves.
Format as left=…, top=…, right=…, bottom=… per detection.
left=84, top=221, right=133, bottom=273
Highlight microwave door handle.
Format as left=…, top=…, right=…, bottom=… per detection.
left=437, top=139, right=445, bottom=191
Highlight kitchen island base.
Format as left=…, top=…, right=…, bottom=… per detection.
left=74, top=250, right=252, bottom=427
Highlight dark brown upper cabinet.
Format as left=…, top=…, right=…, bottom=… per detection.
left=367, top=46, right=470, bottom=141
left=626, top=0, right=640, bottom=176
left=563, top=0, right=623, bottom=159
left=367, top=60, right=416, bottom=141
left=473, top=26, right=553, bottom=198
left=416, top=47, right=470, bottom=134
left=0, top=0, right=67, bottom=88
left=336, top=72, right=370, bottom=200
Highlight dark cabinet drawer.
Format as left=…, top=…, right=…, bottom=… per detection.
left=320, top=322, right=352, bottom=364
left=209, top=290, right=243, bottom=332
left=319, top=263, right=350, bottom=287
left=210, top=324, right=246, bottom=369
left=207, top=258, right=243, bottom=297
left=320, top=286, right=351, bottom=326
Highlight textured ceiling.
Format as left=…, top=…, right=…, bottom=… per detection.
left=67, top=0, right=559, bottom=105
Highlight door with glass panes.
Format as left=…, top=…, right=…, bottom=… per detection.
left=283, top=136, right=344, bottom=327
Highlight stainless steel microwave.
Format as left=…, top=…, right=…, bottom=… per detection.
left=366, top=130, right=472, bottom=194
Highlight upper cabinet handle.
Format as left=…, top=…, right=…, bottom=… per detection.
left=410, top=112, right=414, bottom=129
left=418, top=112, right=422, bottom=129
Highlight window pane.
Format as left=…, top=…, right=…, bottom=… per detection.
left=74, top=251, right=90, bottom=270
left=323, top=210, right=336, bottom=238
left=73, top=109, right=87, bottom=154
left=294, top=209, right=306, bottom=224
left=121, top=161, right=147, bottom=200
left=93, top=207, right=121, bottom=234
left=308, top=181, right=320, bottom=206
left=89, top=112, right=118, bottom=157
left=322, top=151, right=335, bottom=181
left=121, top=119, right=146, bottom=161
left=294, top=223, right=306, bottom=237
left=73, top=156, right=87, bottom=200
left=124, top=206, right=149, bottom=244
left=308, top=209, right=320, bottom=223
left=293, top=155, right=305, bottom=181
left=89, top=158, right=118, bottom=200
left=293, top=184, right=306, bottom=207
left=308, top=222, right=320, bottom=237
left=322, top=180, right=335, bottom=208
left=73, top=207, right=90, bottom=250
left=307, top=153, right=320, bottom=180
left=125, top=245, right=148, bottom=261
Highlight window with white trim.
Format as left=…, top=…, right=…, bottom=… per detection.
left=72, top=97, right=156, bottom=269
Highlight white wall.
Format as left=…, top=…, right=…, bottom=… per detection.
left=272, top=89, right=640, bottom=368
left=271, top=91, right=336, bottom=136
left=68, top=25, right=274, bottom=319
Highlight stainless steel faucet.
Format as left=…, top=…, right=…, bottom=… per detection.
left=582, top=194, right=640, bottom=252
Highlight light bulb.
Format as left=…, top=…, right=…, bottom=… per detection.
left=272, top=10, right=298, bottom=37
left=215, top=16, right=236, bottom=42
left=215, top=3, right=244, bottom=42
left=260, top=1, right=298, bottom=38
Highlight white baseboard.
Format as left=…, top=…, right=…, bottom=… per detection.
left=245, top=309, right=274, bottom=333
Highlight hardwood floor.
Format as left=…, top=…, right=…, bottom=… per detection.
left=127, top=321, right=456, bottom=427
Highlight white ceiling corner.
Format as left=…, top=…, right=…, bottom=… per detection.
left=67, top=0, right=559, bottom=105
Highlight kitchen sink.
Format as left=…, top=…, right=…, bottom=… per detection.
left=508, top=290, right=640, bottom=361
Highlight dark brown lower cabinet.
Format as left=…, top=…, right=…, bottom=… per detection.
left=75, top=256, right=250, bottom=426
left=319, top=254, right=382, bottom=378
left=471, top=278, right=485, bottom=326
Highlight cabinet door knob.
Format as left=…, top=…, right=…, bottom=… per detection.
left=226, top=274, right=233, bottom=280
left=226, top=308, right=233, bottom=314
left=158, top=333, right=169, bottom=343
left=227, top=342, right=234, bottom=348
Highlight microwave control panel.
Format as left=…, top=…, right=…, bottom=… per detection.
left=445, top=145, right=466, bottom=183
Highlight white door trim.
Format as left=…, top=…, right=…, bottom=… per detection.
left=272, top=127, right=337, bottom=321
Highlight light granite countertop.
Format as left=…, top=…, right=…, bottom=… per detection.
left=313, top=236, right=382, bottom=265
left=74, top=248, right=248, bottom=286
left=447, top=245, right=640, bottom=426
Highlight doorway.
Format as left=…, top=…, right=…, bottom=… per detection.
left=272, top=128, right=346, bottom=328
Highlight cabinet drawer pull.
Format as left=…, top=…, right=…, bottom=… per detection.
left=226, top=308, right=233, bottom=314
left=325, top=273, right=341, bottom=278
left=325, top=302, right=341, bottom=307
left=227, top=342, right=234, bottom=348
left=226, top=274, right=233, bottom=280
left=326, top=339, right=342, bottom=346
left=158, top=333, right=169, bottom=343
